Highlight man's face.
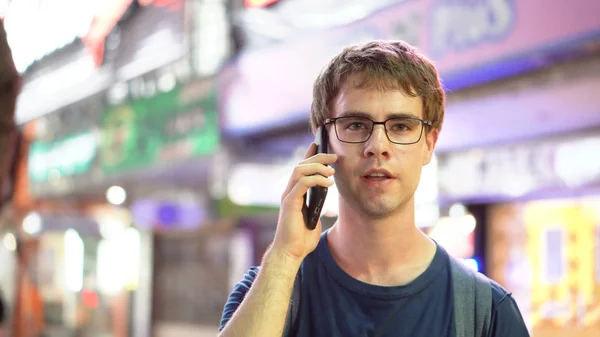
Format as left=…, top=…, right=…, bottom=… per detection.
left=328, top=78, right=438, bottom=219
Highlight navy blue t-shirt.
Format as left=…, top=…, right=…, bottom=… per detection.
left=220, top=231, right=530, bottom=337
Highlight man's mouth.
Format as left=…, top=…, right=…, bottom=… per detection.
left=362, top=170, right=394, bottom=181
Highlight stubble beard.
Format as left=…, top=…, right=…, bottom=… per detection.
left=336, top=176, right=411, bottom=220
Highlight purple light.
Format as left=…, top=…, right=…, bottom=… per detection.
left=131, top=200, right=207, bottom=229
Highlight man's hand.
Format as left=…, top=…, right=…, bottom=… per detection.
left=272, top=142, right=337, bottom=262
left=218, top=143, right=337, bottom=337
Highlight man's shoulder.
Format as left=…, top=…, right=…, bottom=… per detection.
left=446, top=252, right=515, bottom=311
left=486, top=276, right=512, bottom=307
left=459, top=266, right=528, bottom=334
left=484, top=276, right=530, bottom=335
left=481, top=273, right=526, bottom=321
left=445, top=252, right=511, bottom=307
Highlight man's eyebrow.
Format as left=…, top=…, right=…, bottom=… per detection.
left=338, top=111, right=421, bottom=119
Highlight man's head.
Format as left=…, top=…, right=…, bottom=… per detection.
left=311, top=40, right=445, bottom=219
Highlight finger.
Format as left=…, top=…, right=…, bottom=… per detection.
left=300, top=152, right=338, bottom=166
left=315, top=218, right=324, bottom=232
left=304, top=143, right=317, bottom=159
left=295, top=163, right=335, bottom=178
left=283, top=163, right=335, bottom=197
left=282, top=175, right=334, bottom=210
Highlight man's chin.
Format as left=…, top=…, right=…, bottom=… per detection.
left=356, top=198, right=404, bottom=219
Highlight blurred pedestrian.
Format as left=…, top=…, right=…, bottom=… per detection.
left=0, top=13, right=20, bottom=203
left=0, top=287, right=6, bottom=337
left=0, top=16, right=22, bottom=337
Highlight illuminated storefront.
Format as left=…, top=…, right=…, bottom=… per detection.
left=438, top=130, right=600, bottom=336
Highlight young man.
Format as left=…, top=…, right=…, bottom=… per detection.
left=218, top=40, right=529, bottom=337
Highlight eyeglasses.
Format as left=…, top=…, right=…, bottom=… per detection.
left=325, top=116, right=432, bottom=145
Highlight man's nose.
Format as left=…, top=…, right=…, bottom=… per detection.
left=363, top=124, right=391, bottom=158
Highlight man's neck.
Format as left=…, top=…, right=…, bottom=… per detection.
left=327, top=197, right=437, bottom=286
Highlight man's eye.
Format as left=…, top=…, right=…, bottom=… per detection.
left=348, top=122, right=366, bottom=130
left=391, top=123, right=409, bottom=131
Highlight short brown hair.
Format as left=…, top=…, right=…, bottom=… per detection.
left=310, top=40, right=445, bottom=132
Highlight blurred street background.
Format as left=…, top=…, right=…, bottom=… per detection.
left=0, top=0, right=600, bottom=336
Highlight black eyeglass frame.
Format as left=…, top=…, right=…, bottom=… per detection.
left=324, top=116, right=433, bottom=145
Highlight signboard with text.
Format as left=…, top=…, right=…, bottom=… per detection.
left=28, top=130, right=100, bottom=183
left=101, top=80, right=219, bottom=174
left=12, top=0, right=188, bottom=125
left=437, top=131, right=600, bottom=202
left=220, top=0, right=600, bottom=135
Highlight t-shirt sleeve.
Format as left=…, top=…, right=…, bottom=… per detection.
left=488, top=281, right=530, bottom=337
left=218, top=266, right=260, bottom=332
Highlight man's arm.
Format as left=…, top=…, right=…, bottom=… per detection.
left=218, top=248, right=301, bottom=337
left=218, top=143, right=336, bottom=336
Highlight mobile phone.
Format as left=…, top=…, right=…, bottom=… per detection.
left=302, top=125, right=329, bottom=230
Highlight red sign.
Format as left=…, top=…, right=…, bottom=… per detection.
left=244, top=0, right=280, bottom=8
left=83, top=0, right=132, bottom=67
left=83, top=0, right=183, bottom=67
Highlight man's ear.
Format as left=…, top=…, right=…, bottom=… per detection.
left=423, top=129, right=439, bottom=166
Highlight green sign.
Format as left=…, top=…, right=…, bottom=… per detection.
left=101, top=81, right=219, bottom=174
left=28, top=131, right=98, bottom=182
left=215, top=197, right=280, bottom=220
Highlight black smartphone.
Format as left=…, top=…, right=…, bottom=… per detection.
left=302, top=125, right=329, bottom=230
